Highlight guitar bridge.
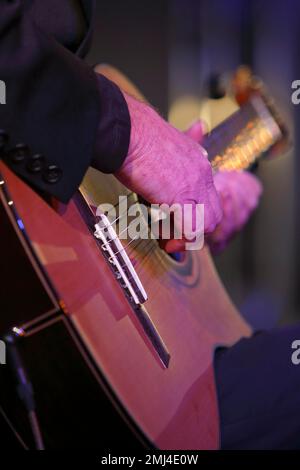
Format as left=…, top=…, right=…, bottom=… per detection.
left=94, top=213, right=148, bottom=305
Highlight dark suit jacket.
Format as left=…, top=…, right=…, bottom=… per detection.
left=0, top=0, right=130, bottom=202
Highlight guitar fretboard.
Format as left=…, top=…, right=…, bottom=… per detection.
left=202, top=95, right=282, bottom=172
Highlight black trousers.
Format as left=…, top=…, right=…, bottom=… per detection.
left=214, top=323, right=300, bottom=449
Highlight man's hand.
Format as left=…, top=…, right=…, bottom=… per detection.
left=115, top=93, right=222, bottom=251
left=184, top=120, right=263, bottom=254
left=207, top=170, right=262, bottom=253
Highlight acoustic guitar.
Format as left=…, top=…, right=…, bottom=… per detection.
left=0, top=67, right=286, bottom=449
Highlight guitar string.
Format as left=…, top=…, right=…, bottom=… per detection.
left=111, top=199, right=175, bottom=259
left=133, top=241, right=159, bottom=273
left=95, top=191, right=157, bottom=252
left=96, top=190, right=153, bottom=249
left=126, top=236, right=157, bottom=267
left=107, top=213, right=159, bottom=253
left=125, top=243, right=158, bottom=284
left=96, top=192, right=187, bottom=265
left=101, top=191, right=134, bottom=221
left=108, top=222, right=153, bottom=261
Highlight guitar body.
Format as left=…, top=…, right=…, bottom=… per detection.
left=0, top=161, right=251, bottom=449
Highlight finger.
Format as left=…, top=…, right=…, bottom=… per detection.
left=205, top=186, right=223, bottom=233
left=164, top=200, right=206, bottom=251
left=171, top=200, right=205, bottom=239
left=226, top=182, right=250, bottom=228
left=238, top=172, right=263, bottom=209
left=208, top=199, right=232, bottom=244
left=228, top=174, right=258, bottom=223
left=215, top=171, right=256, bottom=226
left=164, top=239, right=186, bottom=253
left=184, top=119, right=207, bottom=143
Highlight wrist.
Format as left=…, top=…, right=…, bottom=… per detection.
left=122, top=91, right=159, bottom=163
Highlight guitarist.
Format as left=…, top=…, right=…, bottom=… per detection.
left=0, top=0, right=298, bottom=450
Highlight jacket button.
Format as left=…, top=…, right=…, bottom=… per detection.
left=26, top=154, right=44, bottom=174
left=43, top=164, right=62, bottom=184
left=10, top=143, right=30, bottom=163
left=0, top=130, right=9, bottom=151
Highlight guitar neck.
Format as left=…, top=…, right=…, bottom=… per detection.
left=97, top=64, right=287, bottom=173
left=202, top=94, right=283, bottom=172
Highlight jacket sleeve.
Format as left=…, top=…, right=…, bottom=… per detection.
left=0, top=0, right=130, bottom=203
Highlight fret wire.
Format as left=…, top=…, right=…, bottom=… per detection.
left=203, top=102, right=257, bottom=162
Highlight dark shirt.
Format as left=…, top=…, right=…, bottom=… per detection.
left=0, top=0, right=130, bottom=203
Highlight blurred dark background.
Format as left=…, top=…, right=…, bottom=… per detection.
left=87, top=0, right=299, bottom=329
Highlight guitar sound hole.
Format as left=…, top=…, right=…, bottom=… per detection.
left=168, top=251, right=186, bottom=263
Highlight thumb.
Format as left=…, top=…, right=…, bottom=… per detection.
left=184, top=119, right=207, bottom=143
